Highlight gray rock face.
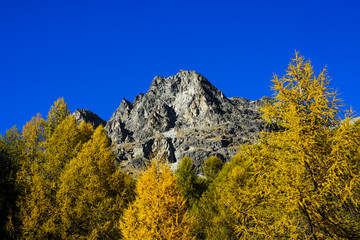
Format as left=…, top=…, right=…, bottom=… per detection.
left=72, top=109, right=107, bottom=129
left=104, top=70, right=272, bottom=173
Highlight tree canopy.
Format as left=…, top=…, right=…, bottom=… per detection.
left=120, top=159, right=194, bottom=240
left=216, top=53, right=360, bottom=239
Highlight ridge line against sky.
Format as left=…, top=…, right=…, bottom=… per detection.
left=1, top=0, right=359, bottom=134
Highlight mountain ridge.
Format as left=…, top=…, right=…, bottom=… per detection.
left=74, top=70, right=272, bottom=173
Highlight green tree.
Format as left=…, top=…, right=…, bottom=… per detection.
left=192, top=154, right=241, bottom=240
left=175, top=156, right=201, bottom=207
left=120, top=159, right=194, bottom=240
left=57, top=125, right=135, bottom=239
left=203, top=156, right=223, bottom=183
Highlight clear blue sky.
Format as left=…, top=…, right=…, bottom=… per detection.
left=1, top=0, right=359, bottom=134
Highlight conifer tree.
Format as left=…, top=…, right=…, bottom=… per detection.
left=17, top=99, right=94, bottom=239
left=203, top=156, right=223, bottom=183
left=221, top=53, right=360, bottom=239
left=175, top=156, right=200, bottom=207
left=193, top=155, right=240, bottom=240
left=18, top=97, right=69, bottom=189
left=43, top=116, right=94, bottom=186
left=45, top=97, right=70, bottom=138
left=17, top=113, right=50, bottom=239
left=120, top=159, right=194, bottom=240
left=0, top=127, right=23, bottom=239
left=57, top=125, right=135, bottom=239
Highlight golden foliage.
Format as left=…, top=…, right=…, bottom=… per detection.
left=45, top=97, right=70, bottom=138
left=219, top=53, right=360, bottom=239
left=17, top=99, right=95, bottom=238
left=58, top=125, right=135, bottom=239
left=17, top=98, right=135, bottom=239
left=0, top=127, right=23, bottom=239
left=18, top=114, right=95, bottom=238
left=120, top=159, right=194, bottom=240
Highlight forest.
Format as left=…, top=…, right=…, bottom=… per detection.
left=1, top=53, right=360, bottom=239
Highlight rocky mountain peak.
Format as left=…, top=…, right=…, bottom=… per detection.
left=148, top=70, right=224, bottom=101
left=143, top=70, right=227, bottom=128
left=72, top=109, right=106, bottom=129
left=149, top=70, right=203, bottom=89
left=103, top=71, right=272, bottom=173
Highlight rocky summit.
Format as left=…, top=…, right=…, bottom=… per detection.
left=72, top=109, right=107, bottom=129
left=74, top=70, right=272, bottom=173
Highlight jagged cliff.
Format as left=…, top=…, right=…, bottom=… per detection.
left=74, top=70, right=272, bottom=173
left=72, top=109, right=107, bottom=129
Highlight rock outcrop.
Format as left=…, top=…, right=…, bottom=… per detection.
left=103, top=70, right=272, bottom=173
left=72, top=109, right=107, bottom=129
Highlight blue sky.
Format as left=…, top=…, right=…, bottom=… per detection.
left=1, top=0, right=359, bottom=134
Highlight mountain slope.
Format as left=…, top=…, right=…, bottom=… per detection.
left=102, top=70, right=271, bottom=173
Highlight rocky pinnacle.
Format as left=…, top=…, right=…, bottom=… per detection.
left=101, top=70, right=272, bottom=173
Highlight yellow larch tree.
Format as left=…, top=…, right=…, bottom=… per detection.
left=42, top=116, right=94, bottom=188
left=219, top=53, right=360, bottom=239
left=57, top=125, right=135, bottom=239
left=120, top=158, right=194, bottom=240
left=0, top=127, right=23, bottom=239
left=18, top=112, right=51, bottom=239
left=45, top=97, right=70, bottom=138
left=17, top=99, right=95, bottom=239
